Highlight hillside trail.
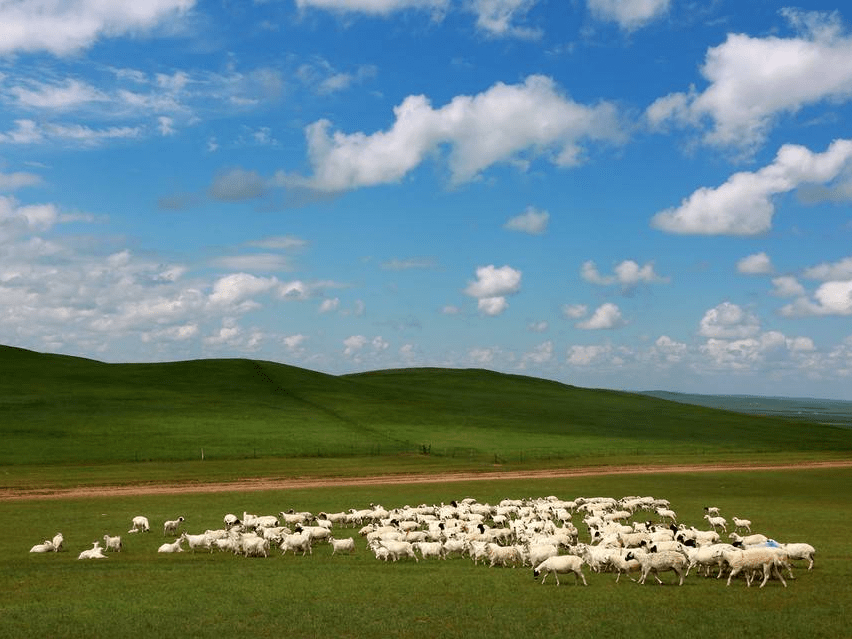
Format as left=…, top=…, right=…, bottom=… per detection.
left=2, top=459, right=851, bottom=501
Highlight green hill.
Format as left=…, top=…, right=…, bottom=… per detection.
left=2, top=345, right=851, bottom=466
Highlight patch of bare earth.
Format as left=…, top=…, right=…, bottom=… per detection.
left=2, top=460, right=851, bottom=502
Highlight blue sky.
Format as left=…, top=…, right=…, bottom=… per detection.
left=2, top=0, right=852, bottom=399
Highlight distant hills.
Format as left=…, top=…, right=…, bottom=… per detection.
left=641, top=391, right=852, bottom=427
left=2, top=344, right=851, bottom=466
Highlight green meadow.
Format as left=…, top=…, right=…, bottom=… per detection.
left=2, top=345, right=851, bottom=637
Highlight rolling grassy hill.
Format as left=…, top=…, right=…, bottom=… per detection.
left=2, top=344, right=852, bottom=466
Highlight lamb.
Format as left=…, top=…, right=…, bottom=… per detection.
left=102, top=534, right=122, bottom=552
left=129, top=515, right=150, bottom=533
left=30, top=540, right=55, bottom=553
left=732, top=517, right=752, bottom=533
left=533, top=555, right=587, bottom=585
left=78, top=542, right=107, bottom=560
left=158, top=538, right=184, bottom=553
left=780, top=543, right=815, bottom=570
left=625, top=550, right=687, bottom=585
left=703, top=514, right=727, bottom=532
left=726, top=548, right=788, bottom=588
left=163, top=517, right=185, bottom=536
left=328, top=536, right=356, bottom=556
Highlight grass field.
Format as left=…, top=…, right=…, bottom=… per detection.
left=2, top=345, right=851, bottom=638
left=3, top=467, right=850, bottom=638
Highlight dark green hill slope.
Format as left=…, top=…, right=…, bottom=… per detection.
left=2, top=346, right=851, bottom=466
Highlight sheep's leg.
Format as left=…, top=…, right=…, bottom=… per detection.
left=576, top=569, right=587, bottom=586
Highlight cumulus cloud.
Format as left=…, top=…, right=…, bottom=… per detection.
left=567, top=343, right=611, bottom=365
left=464, top=264, right=522, bottom=316
left=562, top=304, right=588, bottom=319
left=521, top=340, right=553, bottom=366
left=587, top=0, right=670, bottom=31
left=698, top=302, right=760, bottom=339
left=318, top=297, right=340, bottom=313
left=652, top=139, right=852, bottom=235
left=700, top=331, right=816, bottom=371
left=771, top=276, right=806, bottom=298
left=581, top=260, right=667, bottom=291
left=504, top=206, right=549, bottom=234
left=208, top=273, right=278, bottom=308
left=653, top=335, right=687, bottom=363
left=576, top=303, right=624, bottom=329
left=802, top=256, right=852, bottom=281
left=646, top=9, right=852, bottom=150
left=779, top=280, right=852, bottom=316
left=0, top=0, right=195, bottom=56
left=737, top=252, right=774, bottom=275
left=277, top=75, right=624, bottom=192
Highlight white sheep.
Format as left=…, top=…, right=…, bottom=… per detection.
left=487, top=543, right=519, bottom=568
left=625, top=549, right=687, bottom=585
left=726, top=548, right=788, bottom=588
left=223, top=513, right=241, bottom=528
left=732, top=517, right=752, bottom=533
left=703, top=514, right=727, bottom=532
left=280, top=531, right=312, bottom=556
left=780, top=543, right=815, bottom=570
left=78, top=542, right=107, bottom=560
left=328, top=536, right=356, bottom=555
left=163, top=517, right=185, bottom=536
left=728, top=532, right=768, bottom=546
left=412, top=540, right=444, bottom=560
left=703, top=506, right=721, bottom=516
left=605, top=550, right=642, bottom=583
left=51, top=533, right=64, bottom=552
left=102, top=534, right=122, bottom=552
left=376, top=540, right=418, bottom=562
left=29, top=540, right=55, bottom=553
left=158, top=538, right=185, bottom=553
left=655, top=507, right=677, bottom=524
left=129, top=515, right=150, bottom=533
left=533, top=555, right=587, bottom=586
left=180, top=532, right=213, bottom=553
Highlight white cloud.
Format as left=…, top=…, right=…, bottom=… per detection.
left=587, top=0, right=670, bottom=31
left=464, top=264, right=521, bottom=316
left=771, top=276, right=806, bottom=298
left=698, top=302, right=760, bottom=339
left=737, top=252, right=774, bottom=275
left=8, top=78, right=107, bottom=110
left=504, top=206, right=549, bottom=235
left=646, top=9, right=852, bottom=150
left=283, top=334, right=307, bottom=351
left=562, top=304, right=587, bottom=319
left=802, top=256, right=852, bottom=280
left=468, top=347, right=496, bottom=365
left=699, top=330, right=816, bottom=371
left=468, top=0, right=541, bottom=39
left=157, top=116, right=176, bottom=136
left=0, top=170, right=42, bottom=191
left=576, top=303, right=624, bottom=329
left=653, top=335, right=687, bottom=363
left=521, top=340, right=553, bottom=365
left=652, top=139, right=852, bottom=235
left=318, top=297, right=340, bottom=313
left=278, top=75, right=623, bottom=192
left=0, top=119, right=142, bottom=146
left=208, top=273, right=278, bottom=307
left=295, top=0, right=448, bottom=16
left=779, top=280, right=852, bottom=316
left=567, top=344, right=611, bottom=365
left=0, top=0, right=195, bottom=56
left=528, top=320, right=548, bottom=333
left=581, top=259, right=667, bottom=289
left=343, top=334, right=369, bottom=357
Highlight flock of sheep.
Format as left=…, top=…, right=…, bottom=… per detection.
left=29, top=493, right=815, bottom=588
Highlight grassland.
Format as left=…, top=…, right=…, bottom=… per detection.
left=2, top=345, right=851, bottom=638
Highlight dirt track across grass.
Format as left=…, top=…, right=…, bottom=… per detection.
left=2, top=460, right=851, bottom=501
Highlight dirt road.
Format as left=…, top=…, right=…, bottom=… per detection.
left=2, top=459, right=850, bottom=501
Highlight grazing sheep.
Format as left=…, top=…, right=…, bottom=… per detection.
left=732, top=517, right=752, bottom=533
left=163, top=517, right=185, bottom=536
left=533, top=555, right=587, bottom=586
left=129, top=516, right=150, bottom=533
left=102, top=534, right=122, bottom=552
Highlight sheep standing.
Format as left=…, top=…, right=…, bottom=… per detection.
left=533, top=555, right=587, bottom=585
left=328, top=536, right=356, bottom=556
left=102, top=535, right=122, bottom=552
left=625, top=550, right=688, bottom=586
left=129, top=516, right=150, bottom=533
left=732, top=517, right=752, bottom=533
left=51, top=533, right=64, bottom=552
left=704, top=514, right=727, bottom=533
left=781, top=543, right=815, bottom=570
left=726, top=548, right=788, bottom=588
left=163, top=517, right=185, bottom=536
